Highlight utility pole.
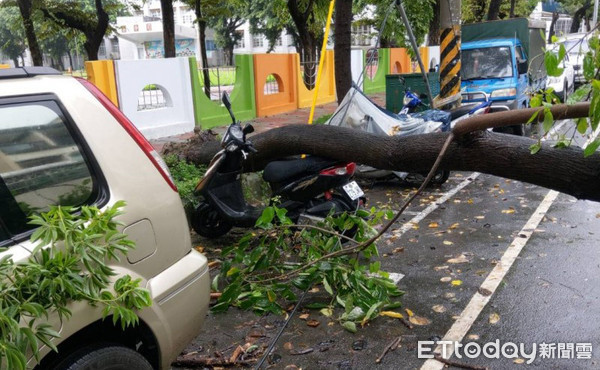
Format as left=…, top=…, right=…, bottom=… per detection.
left=438, top=0, right=462, bottom=109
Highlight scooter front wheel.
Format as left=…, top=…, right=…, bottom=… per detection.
left=191, top=203, right=233, bottom=238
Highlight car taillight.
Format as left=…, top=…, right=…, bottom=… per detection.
left=77, top=78, right=178, bottom=192
left=320, top=162, right=356, bottom=176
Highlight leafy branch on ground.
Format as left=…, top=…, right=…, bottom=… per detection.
left=165, top=154, right=207, bottom=212
left=211, top=205, right=403, bottom=332
left=529, top=33, right=599, bottom=157
left=0, top=202, right=151, bottom=369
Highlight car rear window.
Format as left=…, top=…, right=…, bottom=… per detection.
left=0, top=99, right=99, bottom=244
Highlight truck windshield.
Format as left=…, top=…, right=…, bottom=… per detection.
left=462, top=46, right=513, bottom=80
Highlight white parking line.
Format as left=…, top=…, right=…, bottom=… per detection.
left=388, top=173, right=480, bottom=238
left=420, top=189, right=559, bottom=370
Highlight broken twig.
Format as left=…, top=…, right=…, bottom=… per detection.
left=375, top=336, right=401, bottom=363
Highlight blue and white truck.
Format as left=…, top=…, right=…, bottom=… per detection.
left=460, top=18, right=546, bottom=135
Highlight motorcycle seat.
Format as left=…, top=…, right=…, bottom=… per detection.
left=450, top=103, right=480, bottom=120
left=263, top=156, right=340, bottom=183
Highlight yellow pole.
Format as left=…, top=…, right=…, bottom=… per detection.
left=308, top=0, right=335, bottom=124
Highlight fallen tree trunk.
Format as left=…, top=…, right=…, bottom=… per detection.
left=171, top=103, right=600, bottom=202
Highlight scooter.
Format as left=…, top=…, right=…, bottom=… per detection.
left=191, top=93, right=365, bottom=238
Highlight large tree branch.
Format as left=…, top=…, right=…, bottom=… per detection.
left=169, top=103, right=600, bottom=201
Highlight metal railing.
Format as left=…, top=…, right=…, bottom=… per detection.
left=138, top=87, right=167, bottom=111
left=198, top=65, right=236, bottom=101
left=299, top=60, right=318, bottom=90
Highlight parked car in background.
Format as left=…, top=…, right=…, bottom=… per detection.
left=0, top=67, right=210, bottom=369
left=546, top=46, right=575, bottom=102
left=559, top=33, right=590, bottom=85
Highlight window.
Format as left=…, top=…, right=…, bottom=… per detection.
left=515, top=45, right=526, bottom=62
left=99, top=42, right=106, bottom=56
left=205, top=40, right=216, bottom=51
left=0, top=99, right=98, bottom=244
left=111, top=39, right=120, bottom=54
left=182, top=14, right=192, bottom=24
left=151, top=9, right=161, bottom=19
left=253, top=35, right=264, bottom=48
left=275, top=36, right=283, bottom=47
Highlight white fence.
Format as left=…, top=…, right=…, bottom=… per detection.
left=115, top=58, right=195, bottom=139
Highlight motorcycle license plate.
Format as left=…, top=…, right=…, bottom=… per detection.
left=343, top=181, right=364, bottom=200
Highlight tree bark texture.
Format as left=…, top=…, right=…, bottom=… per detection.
left=173, top=104, right=600, bottom=202
left=161, top=0, right=176, bottom=58
left=548, top=11, right=559, bottom=43
left=428, top=0, right=441, bottom=45
left=16, top=0, right=43, bottom=66
left=509, top=0, right=516, bottom=18
left=487, top=0, right=502, bottom=20
left=334, top=0, right=352, bottom=104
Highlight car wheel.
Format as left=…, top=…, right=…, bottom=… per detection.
left=54, top=343, right=152, bottom=370
left=430, top=170, right=450, bottom=185
left=191, top=202, right=232, bottom=238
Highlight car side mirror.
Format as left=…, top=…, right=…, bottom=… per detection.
left=517, top=61, right=527, bottom=75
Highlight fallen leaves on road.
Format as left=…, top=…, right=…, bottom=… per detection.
left=467, top=334, right=480, bottom=340
left=451, top=280, right=463, bottom=286
left=429, top=222, right=439, bottom=228
left=434, top=265, right=448, bottom=271
left=475, top=215, right=485, bottom=220
left=449, top=222, right=460, bottom=229
left=405, top=308, right=414, bottom=317
left=380, top=311, right=404, bottom=319
left=447, top=254, right=469, bottom=264
left=443, top=240, right=454, bottom=246
left=440, top=277, right=452, bottom=283
left=409, top=316, right=431, bottom=326
left=502, top=208, right=516, bottom=214
left=284, top=342, right=293, bottom=350
left=306, top=319, right=320, bottom=327
left=514, top=358, right=525, bottom=364
left=320, top=308, right=333, bottom=317
left=489, top=313, right=500, bottom=324
left=392, top=247, right=405, bottom=254
left=432, top=305, right=446, bottom=313
left=299, top=313, right=309, bottom=320
left=478, top=288, right=492, bottom=296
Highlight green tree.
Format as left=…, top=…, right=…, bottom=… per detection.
left=41, top=0, right=127, bottom=61
left=207, top=0, right=247, bottom=66
left=0, top=6, right=27, bottom=66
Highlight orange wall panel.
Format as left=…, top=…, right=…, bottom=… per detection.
left=253, top=54, right=298, bottom=117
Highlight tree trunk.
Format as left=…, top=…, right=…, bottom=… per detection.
left=161, top=0, right=176, bottom=57
left=12, top=57, right=19, bottom=67
left=428, top=0, right=441, bottom=45
left=195, top=0, right=211, bottom=98
left=171, top=104, right=600, bottom=202
left=509, top=0, right=516, bottom=17
left=487, top=0, right=502, bottom=20
left=473, top=0, right=487, bottom=22
left=334, top=0, right=352, bottom=104
left=17, top=0, right=43, bottom=66
left=571, top=0, right=592, bottom=33
left=548, top=11, right=559, bottom=43
left=288, top=0, right=318, bottom=85
left=67, top=50, right=73, bottom=70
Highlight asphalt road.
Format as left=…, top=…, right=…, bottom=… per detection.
left=173, top=122, right=600, bottom=370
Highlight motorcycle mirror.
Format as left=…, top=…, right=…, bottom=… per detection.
left=221, top=92, right=236, bottom=123
left=242, top=124, right=254, bottom=135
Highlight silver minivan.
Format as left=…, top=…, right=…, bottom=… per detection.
left=0, top=67, right=209, bottom=369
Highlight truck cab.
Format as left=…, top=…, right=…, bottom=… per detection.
left=458, top=18, right=546, bottom=135
left=461, top=38, right=529, bottom=110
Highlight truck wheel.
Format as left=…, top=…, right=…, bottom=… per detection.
left=430, top=170, right=450, bottom=185
left=54, top=343, right=152, bottom=370
left=191, top=202, right=232, bottom=238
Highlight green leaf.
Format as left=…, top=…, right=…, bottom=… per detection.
left=255, top=207, right=275, bottom=228
left=526, top=110, right=540, bottom=124
left=577, top=118, right=589, bottom=134
left=545, top=51, right=562, bottom=77
left=530, top=95, right=542, bottom=108
left=323, top=277, right=333, bottom=296
left=342, top=321, right=357, bottom=333
left=584, top=139, right=600, bottom=157
left=543, top=109, right=554, bottom=133
left=584, top=53, right=595, bottom=81
left=529, top=142, right=542, bottom=155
